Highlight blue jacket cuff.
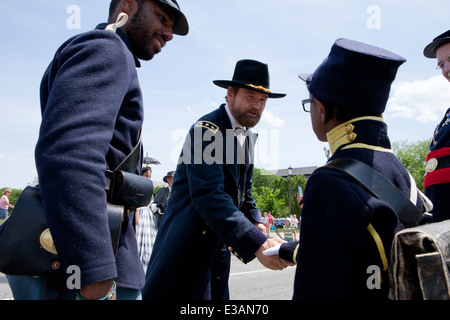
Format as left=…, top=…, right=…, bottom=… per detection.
left=228, top=227, right=267, bottom=263
left=247, top=208, right=263, bottom=224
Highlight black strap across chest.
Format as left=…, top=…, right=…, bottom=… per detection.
left=320, top=158, right=423, bottom=228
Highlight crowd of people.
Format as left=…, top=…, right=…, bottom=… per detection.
left=1, top=0, right=449, bottom=301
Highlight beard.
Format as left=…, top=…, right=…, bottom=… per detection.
left=230, top=105, right=262, bottom=128
left=126, top=9, right=155, bottom=61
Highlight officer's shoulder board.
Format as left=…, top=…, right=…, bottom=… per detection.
left=195, top=120, right=219, bottom=134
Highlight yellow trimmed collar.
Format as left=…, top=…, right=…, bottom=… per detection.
left=326, top=116, right=392, bottom=155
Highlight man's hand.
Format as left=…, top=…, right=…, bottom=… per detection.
left=254, top=222, right=267, bottom=235
left=297, top=194, right=303, bottom=206
left=255, top=238, right=291, bottom=270
left=77, top=279, right=116, bottom=300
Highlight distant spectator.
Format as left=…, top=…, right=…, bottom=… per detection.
left=267, top=212, right=274, bottom=236
left=0, top=189, right=14, bottom=220
left=283, top=218, right=297, bottom=242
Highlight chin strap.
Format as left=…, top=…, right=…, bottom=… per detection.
left=106, top=12, right=128, bottom=33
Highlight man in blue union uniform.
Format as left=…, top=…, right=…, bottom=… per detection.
left=7, top=0, right=189, bottom=300
left=142, top=59, right=290, bottom=300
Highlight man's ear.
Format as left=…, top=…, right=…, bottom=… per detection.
left=226, top=87, right=234, bottom=104
left=119, top=0, right=136, bottom=16
left=316, top=99, right=326, bottom=123
left=109, top=0, right=135, bottom=23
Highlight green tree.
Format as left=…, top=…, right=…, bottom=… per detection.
left=392, top=138, right=431, bottom=192
left=273, top=174, right=307, bottom=218
left=254, top=186, right=285, bottom=216
left=252, top=168, right=307, bottom=218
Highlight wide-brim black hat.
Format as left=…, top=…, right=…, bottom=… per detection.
left=424, top=29, right=450, bottom=58
left=213, top=59, right=286, bottom=98
left=157, top=0, right=189, bottom=36
left=163, top=171, right=175, bottom=183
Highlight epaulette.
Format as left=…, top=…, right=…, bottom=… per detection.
left=195, top=120, right=219, bottom=134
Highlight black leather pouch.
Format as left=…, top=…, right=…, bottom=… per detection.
left=108, top=170, right=153, bottom=209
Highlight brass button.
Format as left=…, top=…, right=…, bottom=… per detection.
left=345, top=125, right=353, bottom=133
left=347, top=133, right=355, bottom=141
left=426, top=158, right=438, bottom=172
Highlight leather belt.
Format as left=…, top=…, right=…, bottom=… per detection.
left=425, top=155, right=450, bottom=172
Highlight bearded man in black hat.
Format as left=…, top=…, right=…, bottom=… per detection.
left=423, top=29, right=450, bottom=223
left=283, top=39, right=429, bottom=300
left=142, top=59, right=290, bottom=300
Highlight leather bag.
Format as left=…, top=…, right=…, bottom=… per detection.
left=0, top=186, right=125, bottom=278
left=390, top=221, right=450, bottom=300
left=0, top=139, right=153, bottom=279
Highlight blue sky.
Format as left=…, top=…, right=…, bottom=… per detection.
left=1, top=0, right=449, bottom=189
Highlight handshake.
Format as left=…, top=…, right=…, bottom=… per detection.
left=255, top=237, right=298, bottom=270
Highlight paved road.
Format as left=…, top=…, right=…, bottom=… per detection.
left=0, top=274, right=12, bottom=300
left=229, top=255, right=296, bottom=300
left=0, top=261, right=296, bottom=300
left=0, top=232, right=297, bottom=300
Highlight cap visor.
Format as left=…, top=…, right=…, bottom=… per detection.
left=172, top=11, right=189, bottom=35
left=298, top=73, right=311, bottom=82
left=157, top=0, right=189, bottom=35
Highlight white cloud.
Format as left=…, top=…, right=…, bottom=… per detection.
left=262, top=110, right=285, bottom=127
left=386, top=75, right=450, bottom=123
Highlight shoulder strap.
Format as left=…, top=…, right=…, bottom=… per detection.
left=105, top=130, right=143, bottom=190
left=113, top=135, right=143, bottom=173
left=321, top=158, right=423, bottom=228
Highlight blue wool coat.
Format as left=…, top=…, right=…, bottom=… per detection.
left=142, top=104, right=267, bottom=299
left=35, top=23, right=145, bottom=289
left=293, top=117, right=425, bottom=300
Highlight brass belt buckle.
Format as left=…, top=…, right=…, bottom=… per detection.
left=426, top=158, right=439, bottom=172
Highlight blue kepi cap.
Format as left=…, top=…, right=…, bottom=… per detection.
left=300, top=38, right=406, bottom=114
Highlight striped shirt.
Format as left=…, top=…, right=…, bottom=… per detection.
left=283, top=225, right=295, bottom=241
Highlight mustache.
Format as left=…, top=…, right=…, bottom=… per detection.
left=236, top=112, right=262, bottom=128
